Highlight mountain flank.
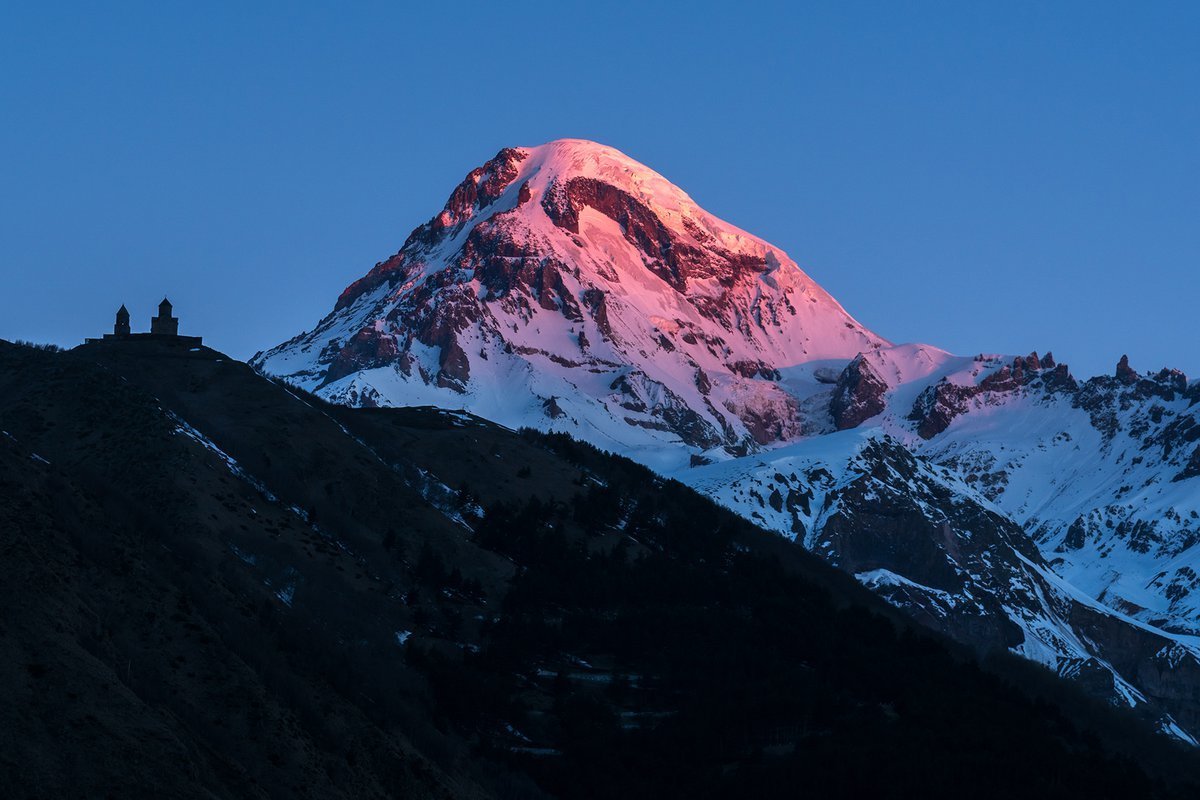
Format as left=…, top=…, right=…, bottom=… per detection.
left=254, top=139, right=1200, bottom=736
left=2, top=336, right=1199, bottom=797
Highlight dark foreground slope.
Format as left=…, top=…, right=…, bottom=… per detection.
left=1, top=338, right=1198, bottom=799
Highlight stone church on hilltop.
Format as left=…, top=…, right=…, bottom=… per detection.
left=87, top=298, right=202, bottom=346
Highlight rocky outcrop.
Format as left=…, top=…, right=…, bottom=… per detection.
left=908, top=379, right=974, bottom=440
left=332, top=148, right=530, bottom=313
left=611, top=371, right=725, bottom=449
left=1116, top=354, right=1139, bottom=384
left=541, top=176, right=770, bottom=294
left=909, top=353, right=1077, bottom=439
left=409, top=147, right=528, bottom=249
left=1075, top=363, right=1193, bottom=441
left=325, top=328, right=399, bottom=383
left=723, top=386, right=802, bottom=446
left=542, top=396, right=565, bottom=419
left=829, top=354, right=888, bottom=430
left=1175, top=447, right=1200, bottom=482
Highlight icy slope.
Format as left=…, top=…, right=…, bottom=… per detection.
left=904, top=356, right=1200, bottom=635
left=717, top=342, right=1200, bottom=639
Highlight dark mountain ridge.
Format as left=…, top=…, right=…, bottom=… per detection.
left=1, top=337, right=1199, bottom=798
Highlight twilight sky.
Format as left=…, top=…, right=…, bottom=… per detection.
left=1, top=1, right=1196, bottom=379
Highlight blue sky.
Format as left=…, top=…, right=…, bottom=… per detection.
left=1, top=1, right=1196, bottom=379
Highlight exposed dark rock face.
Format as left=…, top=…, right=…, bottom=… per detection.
left=611, top=371, right=724, bottom=449
left=1064, top=516, right=1089, bottom=550
left=332, top=148, right=530, bottom=314
left=1043, top=362, right=1078, bottom=391
left=409, top=147, right=529, bottom=250
left=579, top=288, right=614, bottom=339
left=541, top=176, right=770, bottom=295
left=1156, top=368, right=1190, bottom=396
left=726, top=390, right=801, bottom=446
left=326, top=327, right=399, bottom=383
left=909, top=353, right=1078, bottom=439
left=436, top=339, right=470, bottom=391
left=333, top=252, right=407, bottom=313
left=908, top=378, right=975, bottom=440
left=466, top=226, right=581, bottom=321
left=542, top=395, right=565, bottom=419
left=1075, top=365, right=1194, bottom=442
left=1117, top=354, right=1139, bottom=384
left=829, top=353, right=888, bottom=430
left=811, top=438, right=1038, bottom=652
left=1175, top=447, right=1200, bottom=482
left=728, top=360, right=780, bottom=381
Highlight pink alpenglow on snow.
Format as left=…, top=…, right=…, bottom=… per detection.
left=256, top=139, right=889, bottom=462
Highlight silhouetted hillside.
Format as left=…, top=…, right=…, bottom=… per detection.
left=0, top=337, right=1197, bottom=799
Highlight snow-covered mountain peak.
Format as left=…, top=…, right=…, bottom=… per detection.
left=515, top=139, right=700, bottom=213
left=257, top=139, right=889, bottom=459
left=463, top=138, right=760, bottom=246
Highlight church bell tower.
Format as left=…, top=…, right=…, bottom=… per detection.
left=150, top=297, right=179, bottom=336
left=114, top=304, right=131, bottom=336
